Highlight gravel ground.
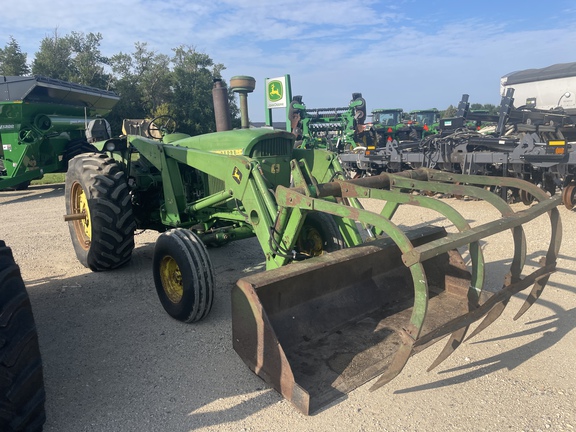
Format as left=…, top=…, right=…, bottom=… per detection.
left=0, top=183, right=575, bottom=432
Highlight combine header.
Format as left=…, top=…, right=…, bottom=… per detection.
left=63, top=75, right=562, bottom=415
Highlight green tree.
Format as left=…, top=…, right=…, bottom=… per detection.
left=441, top=104, right=457, bottom=118
left=168, top=45, right=226, bottom=135
left=0, top=36, right=30, bottom=76
left=106, top=43, right=173, bottom=133
left=482, top=103, right=498, bottom=116
left=31, top=29, right=74, bottom=80
left=67, top=32, right=110, bottom=88
left=133, top=43, right=172, bottom=114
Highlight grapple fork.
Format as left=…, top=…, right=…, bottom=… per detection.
left=232, top=168, right=561, bottom=415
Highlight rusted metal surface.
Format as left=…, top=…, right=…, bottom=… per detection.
left=232, top=167, right=562, bottom=415
left=233, top=227, right=472, bottom=415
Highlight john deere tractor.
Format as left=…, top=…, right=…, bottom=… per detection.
left=410, top=108, right=440, bottom=137
left=63, top=75, right=561, bottom=415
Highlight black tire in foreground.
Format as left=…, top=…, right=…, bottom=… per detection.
left=153, top=229, right=215, bottom=323
left=65, top=153, right=136, bottom=271
left=0, top=241, right=46, bottom=432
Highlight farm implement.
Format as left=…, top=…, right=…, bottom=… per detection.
left=339, top=90, right=576, bottom=210
left=0, top=75, right=118, bottom=190
left=63, top=75, right=562, bottom=414
left=288, top=92, right=368, bottom=151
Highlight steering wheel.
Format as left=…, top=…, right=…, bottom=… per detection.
left=147, top=115, right=177, bottom=139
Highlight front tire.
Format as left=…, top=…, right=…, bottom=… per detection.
left=65, top=153, right=136, bottom=271
left=153, top=229, right=215, bottom=323
left=0, top=241, right=46, bottom=432
left=296, top=212, right=345, bottom=257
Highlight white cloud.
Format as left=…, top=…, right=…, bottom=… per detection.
left=3, top=0, right=576, bottom=121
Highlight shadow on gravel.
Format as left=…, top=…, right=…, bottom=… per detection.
left=29, top=235, right=277, bottom=431
left=393, top=279, right=576, bottom=394
left=0, top=184, right=64, bottom=205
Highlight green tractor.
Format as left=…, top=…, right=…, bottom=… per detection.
left=0, top=75, right=118, bottom=191
left=409, top=108, right=440, bottom=137
left=368, top=108, right=418, bottom=145
left=63, top=75, right=561, bottom=415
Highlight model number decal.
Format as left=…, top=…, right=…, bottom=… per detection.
left=213, top=149, right=243, bottom=155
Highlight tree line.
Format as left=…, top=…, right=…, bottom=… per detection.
left=440, top=103, right=499, bottom=118
left=0, top=31, right=240, bottom=135
left=1, top=31, right=499, bottom=135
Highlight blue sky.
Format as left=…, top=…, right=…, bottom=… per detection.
left=3, top=0, right=576, bottom=121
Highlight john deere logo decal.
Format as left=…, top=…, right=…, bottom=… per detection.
left=232, top=166, right=243, bottom=184
left=268, top=80, right=283, bottom=102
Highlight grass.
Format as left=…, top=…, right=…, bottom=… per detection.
left=31, top=173, right=66, bottom=185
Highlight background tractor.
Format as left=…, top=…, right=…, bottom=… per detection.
left=409, top=108, right=440, bottom=137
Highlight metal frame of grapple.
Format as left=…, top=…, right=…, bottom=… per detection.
left=233, top=167, right=561, bottom=415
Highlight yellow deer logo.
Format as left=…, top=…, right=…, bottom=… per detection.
left=268, top=80, right=283, bottom=102
left=232, top=166, right=243, bottom=184
left=270, top=84, right=281, bottom=98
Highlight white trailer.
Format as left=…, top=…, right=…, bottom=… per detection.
left=501, top=62, right=576, bottom=115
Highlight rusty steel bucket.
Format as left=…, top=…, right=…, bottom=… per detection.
left=232, top=168, right=562, bottom=415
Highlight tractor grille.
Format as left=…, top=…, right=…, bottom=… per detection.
left=250, top=138, right=292, bottom=157
left=208, top=175, right=225, bottom=194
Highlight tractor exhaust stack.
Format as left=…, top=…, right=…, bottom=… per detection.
left=212, top=78, right=232, bottom=132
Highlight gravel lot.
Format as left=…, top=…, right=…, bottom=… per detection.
left=1, top=183, right=575, bottom=432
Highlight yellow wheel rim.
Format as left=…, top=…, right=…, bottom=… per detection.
left=159, top=256, right=184, bottom=303
left=70, top=181, right=92, bottom=250
left=297, top=225, right=324, bottom=257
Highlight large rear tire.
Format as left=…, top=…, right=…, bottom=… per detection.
left=63, top=139, right=98, bottom=166
left=65, top=153, right=136, bottom=271
left=153, top=229, right=215, bottom=323
left=0, top=241, right=46, bottom=432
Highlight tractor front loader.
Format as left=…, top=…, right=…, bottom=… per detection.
left=63, top=76, right=562, bottom=415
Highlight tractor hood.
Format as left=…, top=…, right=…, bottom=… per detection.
left=166, top=127, right=295, bottom=157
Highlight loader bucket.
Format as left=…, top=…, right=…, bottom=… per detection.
left=233, top=168, right=561, bottom=415
left=233, top=226, right=479, bottom=414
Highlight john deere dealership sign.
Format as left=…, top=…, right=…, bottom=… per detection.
left=266, top=76, right=287, bottom=109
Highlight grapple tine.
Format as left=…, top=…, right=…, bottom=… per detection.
left=369, top=338, right=414, bottom=392
left=513, top=276, right=548, bottom=321
left=427, top=326, right=469, bottom=372
left=464, top=298, right=510, bottom=342
left=514, top=204, right=561, bottom=320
